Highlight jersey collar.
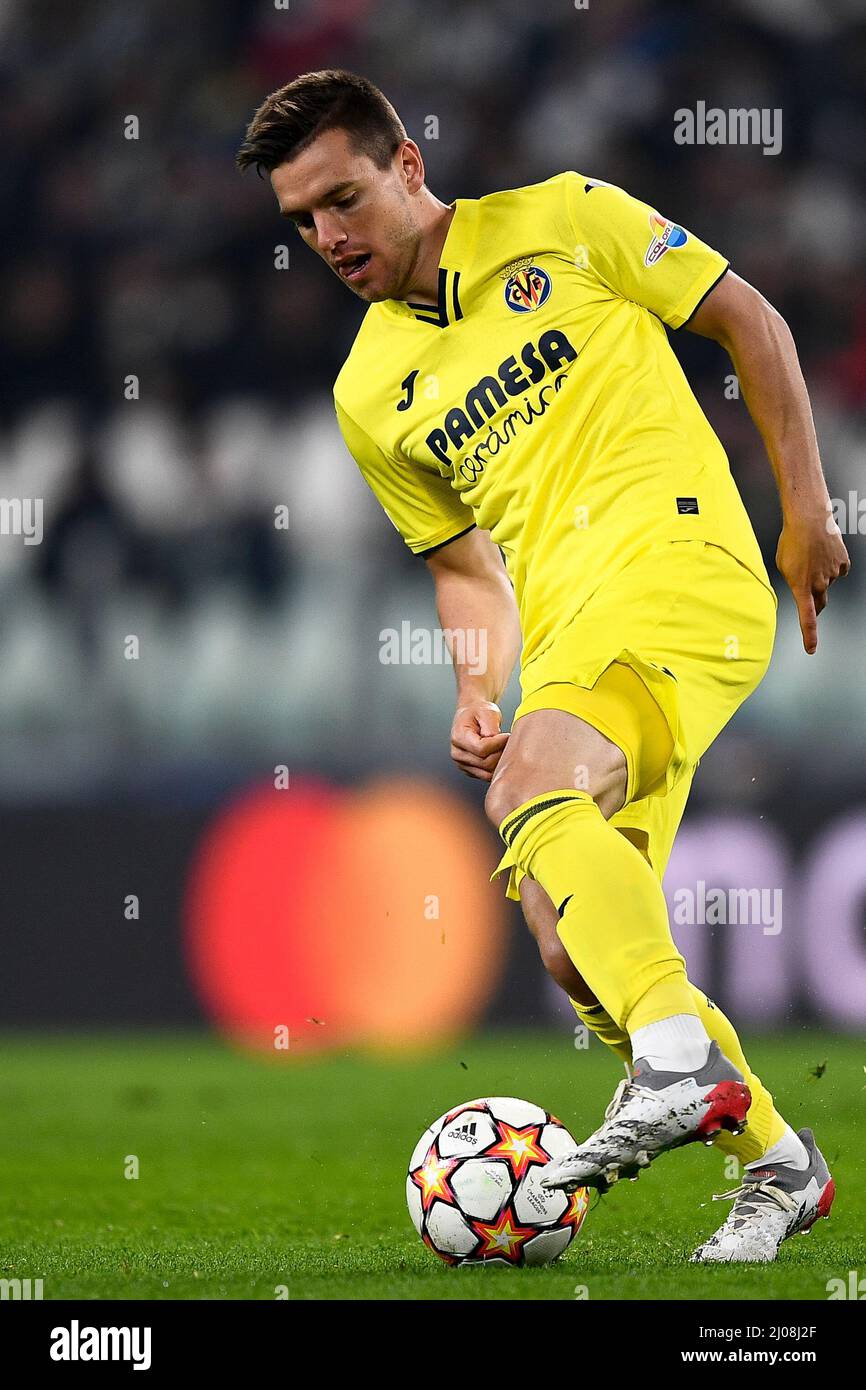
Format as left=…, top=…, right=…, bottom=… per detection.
left=391, top=197, right=479, bottom=329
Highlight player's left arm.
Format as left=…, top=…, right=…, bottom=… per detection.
left=686, top=270, right=850, bottom=654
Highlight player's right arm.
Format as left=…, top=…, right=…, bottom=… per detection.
left=335, top=394, right=521, bottom=780
left=426, top=529, right=521, bottom=782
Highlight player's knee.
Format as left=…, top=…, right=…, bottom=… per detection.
left=485, top=766, right=611, bottom=830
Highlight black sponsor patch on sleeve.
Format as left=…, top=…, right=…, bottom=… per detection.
left=677, top=496, right=699, bottom=515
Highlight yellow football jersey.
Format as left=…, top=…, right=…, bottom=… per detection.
left=333, top=172, right=774, bottom=670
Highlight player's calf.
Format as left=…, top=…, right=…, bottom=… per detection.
left=520, top=877, right=598, bottom=1003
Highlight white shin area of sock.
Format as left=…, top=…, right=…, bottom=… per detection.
left=630, top=1014, right=712, bottom=1073
left=746, top=1125, right=810, bottom=1173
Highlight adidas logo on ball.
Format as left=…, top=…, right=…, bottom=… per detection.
left=448, top=1121, right=478, bottom=1144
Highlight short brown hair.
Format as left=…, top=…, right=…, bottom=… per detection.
left=236, top=69, right=406, bottom=176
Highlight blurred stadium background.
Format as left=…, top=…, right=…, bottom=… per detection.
left=3, top=0, right=866, bottom=1052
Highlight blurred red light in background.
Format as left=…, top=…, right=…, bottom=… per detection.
left=184, top=777, right=507, bottom=1052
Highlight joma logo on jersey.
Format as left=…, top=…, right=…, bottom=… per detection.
left=504, top=264, right=552, bottom=313
left=425, top=329, right=577, bottom=466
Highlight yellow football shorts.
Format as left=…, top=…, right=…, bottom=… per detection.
left=496, top=539, right=777, bottom=898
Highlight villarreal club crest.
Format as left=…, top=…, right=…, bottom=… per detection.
left=504, top=264, right=553, bottom=313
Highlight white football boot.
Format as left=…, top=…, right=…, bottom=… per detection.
left=541, top=1041, right=751, bottom=1194
left=691, top=1127, right=836, bottom=1263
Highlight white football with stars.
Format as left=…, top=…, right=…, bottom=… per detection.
left=406, top=1096, right=589, bottom=1266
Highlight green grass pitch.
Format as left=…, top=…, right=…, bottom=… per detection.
left=1, top=1030, right=862, bottom=1300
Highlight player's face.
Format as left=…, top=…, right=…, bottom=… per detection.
left=271, top=127, right=423, bottom=303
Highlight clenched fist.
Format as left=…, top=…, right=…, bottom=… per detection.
left=450, top=700, right=509, bottom=781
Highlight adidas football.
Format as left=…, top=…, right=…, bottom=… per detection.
left=406, top=1095, right=589, bottom=1266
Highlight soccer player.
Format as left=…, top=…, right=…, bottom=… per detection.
left=238, top=70, right=849, bottom=1261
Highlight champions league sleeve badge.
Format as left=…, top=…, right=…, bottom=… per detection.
left=644, top=212, right=689, bottom=267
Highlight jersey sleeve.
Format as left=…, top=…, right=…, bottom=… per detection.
left=564, top=172, right=729, bottom=328
left=334, top=398, right=475, bottom=556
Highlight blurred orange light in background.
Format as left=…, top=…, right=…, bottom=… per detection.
left=184, top=777, right=508, bottom=1053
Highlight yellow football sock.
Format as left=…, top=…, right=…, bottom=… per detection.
left=688, top=988, right=786, bottom=1163
left=571, top=999, right=633, bottom=1065
left=496, top=790, right=697, bottom=1030
left=570, top=987, right=786, bottom=1164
